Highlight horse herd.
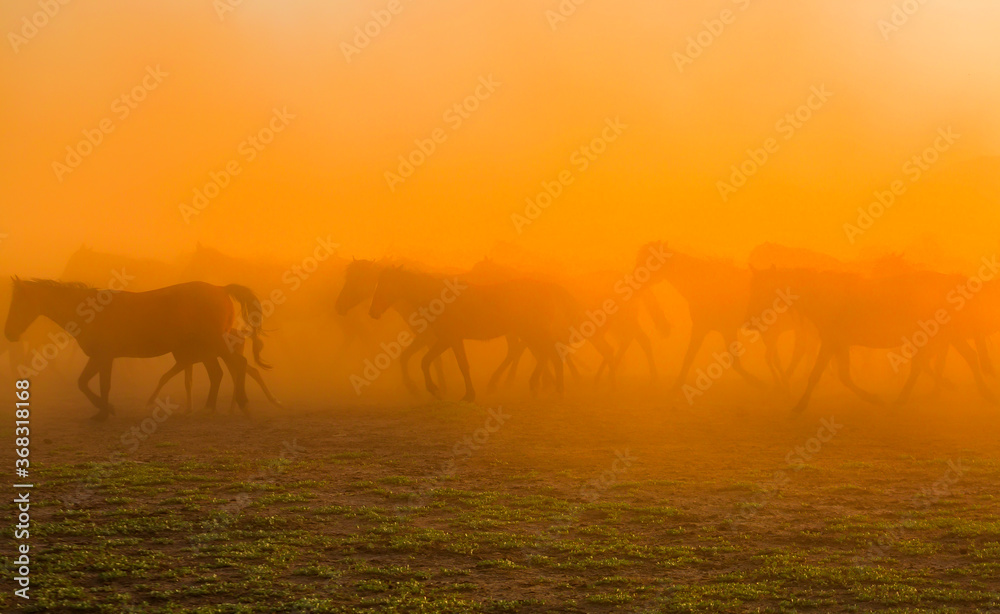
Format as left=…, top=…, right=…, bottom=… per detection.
left=5, top=241, right=1000, bottom=420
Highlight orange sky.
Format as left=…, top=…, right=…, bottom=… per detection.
left=2, top=0, right=1000, bottom=276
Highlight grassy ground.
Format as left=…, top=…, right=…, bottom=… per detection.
left=4, top=394, right=1000, bottom=613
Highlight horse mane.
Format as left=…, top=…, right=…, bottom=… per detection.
left=17, top=278, right=94, bottom=291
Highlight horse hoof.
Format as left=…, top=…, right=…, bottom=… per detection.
left=461, top=393, right=476, bottom=403
left=90, top=410, right=110, bottom=422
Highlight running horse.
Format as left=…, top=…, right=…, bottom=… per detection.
left=4, top=279, right=269, bottom=420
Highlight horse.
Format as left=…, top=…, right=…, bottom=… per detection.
left=335, top=259, right=449, bottom=395
left=748, top=244, right=996, bottom=392
left=368, top=267, right=598, bottom=402
left=4, top=279, right=268, bottom=420
left=467, top=257, right=666, bottom=389
left=746, top=266, right=996, bottom=413
left=637, top=241, right=781, bottom=394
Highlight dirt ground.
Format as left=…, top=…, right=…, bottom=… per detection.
left=4, top=386, right=1000, bottom=613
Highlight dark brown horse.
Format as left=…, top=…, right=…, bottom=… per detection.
left=4, top=279, right=268, bottom=420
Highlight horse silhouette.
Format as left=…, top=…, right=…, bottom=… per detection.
left=467, top=257, right=664, bottom=389
left=4, top=279, right=268, bottom=420
left=747, top=266, right=996, bottom=413
left=637, top=241, right=777, bottom=394
left=368, top=267, right=599, bottom=402
left=146, top=330, right=282, bottom=413
left=335, top=259, right=449, bottom=395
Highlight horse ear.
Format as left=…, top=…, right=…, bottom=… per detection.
left=748, top=264, right=757, bottom=274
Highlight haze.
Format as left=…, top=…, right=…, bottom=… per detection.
left=2, top=0, right=1000, bottom=277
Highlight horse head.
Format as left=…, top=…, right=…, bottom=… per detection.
left=336, top=259, right=379, bottom=315
left=368, top=265, right=404, bottom=320
left=5, top=277, right=38, bottom=342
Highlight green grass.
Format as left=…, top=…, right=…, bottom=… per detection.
left=13, top=440, right=1000, bottom=614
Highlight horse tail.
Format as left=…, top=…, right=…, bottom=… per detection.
left=224, top=284, right=272, bottom=370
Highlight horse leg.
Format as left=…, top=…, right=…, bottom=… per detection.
left=184, top=365, right=193, bottom=413
left=589, top=334, right=618, bottom=389
left=247, top=364, right=284, bottom=409
left=725, top=330, right=766, bottom=389
left=222, top=352, right=249, bottom=414
left=451, top=340, right=476, bottom=403
left=398, top=339, right=424, bottom=395
left=976, top=336, right=993, bottom=376
left=762, top=331, right=786, bottom=391
left=792, top=343, right=834, bottom=414
left=505, top=342, right=527, bottom=388
left=77, top=357, right=104, bottom=413
left=833, top=348, right=882, bottom=406
left=549, top=344, right=564, bottom=396
left=894, top=345, right=931, bottom=407
left=608, top=337, right=633, bottom=392
left=421, top=340, right=449, bottom=399
left=528, top=349, right=546, bottom=395
left=952, top=337, right=998, bottom=405
left=147, top=362, right=186, bottom=407
left=488, top=336, right=520, bottom=393
left=202, top=357, right=223, bottom=411
left=928, top=345, right=949, bottom=399
left=635, top=329, right=657, bottom=384
left=564, top=352, right=581, bottom=381
left=433, top=356, right=447, bottom=393
left=97, top=358, right=115, bottom=419
left=673, top=326, right=708, bottom=393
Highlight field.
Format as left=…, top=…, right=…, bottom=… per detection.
left=5, top=391, right=1000, bottom=613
